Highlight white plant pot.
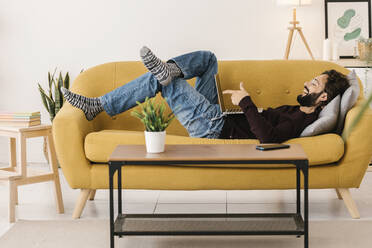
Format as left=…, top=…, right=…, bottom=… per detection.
left=144, top=131, right=166, bottom=153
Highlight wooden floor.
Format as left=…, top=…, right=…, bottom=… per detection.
left=1, top=163, right=372, bottom=237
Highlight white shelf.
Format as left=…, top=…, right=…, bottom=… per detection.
left=333, top=59, right=370, bottom=68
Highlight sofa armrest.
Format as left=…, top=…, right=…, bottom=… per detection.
left=52, top=104, right=95, bottom=189
left=338, top=100, right=372, bottom=187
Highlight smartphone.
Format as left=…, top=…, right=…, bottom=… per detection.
left=256, top=144, right=290, bottom=151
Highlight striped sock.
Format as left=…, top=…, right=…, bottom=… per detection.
left=140, top=46, right=182, bottom=86
left=61, top=87, right=104, bottom=121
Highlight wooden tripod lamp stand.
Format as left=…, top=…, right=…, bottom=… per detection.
left=277, top=0, right=315, bottom=60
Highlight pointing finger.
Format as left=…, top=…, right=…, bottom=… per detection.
left=240, top=82, right=245, bottom=91
left=223, top=90, right=234, bottom=94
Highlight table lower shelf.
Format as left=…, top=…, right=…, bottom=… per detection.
left=114, top=213, right=304, bottom=236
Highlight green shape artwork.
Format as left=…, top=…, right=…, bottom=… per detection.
left=344, top=28, right=362, bottom=41
left=337, top=9, right=356, bottom=29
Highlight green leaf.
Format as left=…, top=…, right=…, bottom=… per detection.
left=131, top=110, right=145, bottom=119
left=48, top=75, right=54, bottom=102
left=52, top=67, right=57, bottom=79
left=48, top=72, right=52, bottom=89
left=45, top=93, right=55, bottom=119
left=38, top=84, right=50, bottom=113
left=53, top=75, right=60, bottom=114
left=149, top=123, right=155, bottom=131
left=55, top=72, right=63, bottom=114
left=159, top=102, right=165, bottom=116
left=49, top=68, right=57, bottom=98
left=64, top=72, right=70, bottom=89
left=137, top=99, right=147, bottom=113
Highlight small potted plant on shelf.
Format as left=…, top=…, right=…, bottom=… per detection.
left=131, top=97, right=177, bottom=153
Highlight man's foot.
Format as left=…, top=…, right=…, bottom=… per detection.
left=140, top=46, right=181, bottom=86
left=61, top=87, right=104, bottom=121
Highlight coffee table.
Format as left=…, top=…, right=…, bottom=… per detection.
left=108, top=144, right=309, bottom=248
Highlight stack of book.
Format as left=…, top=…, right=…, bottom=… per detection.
left=0, top=111, right=41, bottom=127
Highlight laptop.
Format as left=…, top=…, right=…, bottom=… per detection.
left=214, top=74, right=243, bottom=115
left=214, top=73, right=263, bottom=115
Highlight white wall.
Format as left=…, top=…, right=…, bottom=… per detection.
left=0, top=0, right=346, bottom=162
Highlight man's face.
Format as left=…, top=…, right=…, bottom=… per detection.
left=297, top=74, right=328, bottom=107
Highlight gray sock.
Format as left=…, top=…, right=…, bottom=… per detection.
left=140, top=46, right=182, bottom=86
left=61, top=87, right=104, bottom=121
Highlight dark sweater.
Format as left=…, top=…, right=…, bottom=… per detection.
left=218, top=96, right=321, bottom=143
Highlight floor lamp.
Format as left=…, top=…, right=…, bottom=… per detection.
left=277, top=0, right=315, bottom=60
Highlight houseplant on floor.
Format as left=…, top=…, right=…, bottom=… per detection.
left=131, top=97, right=177, bottom=153
left=37, top=69, right=70, bottom=164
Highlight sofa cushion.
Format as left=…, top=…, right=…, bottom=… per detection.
left=85, top=130, right=344, bottom=168
left=300, top=94, right=341, bottom=137
left=335, top=70, right=360, bottom=134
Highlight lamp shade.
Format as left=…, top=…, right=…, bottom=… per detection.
left=276, top=0, right=312, bottom=6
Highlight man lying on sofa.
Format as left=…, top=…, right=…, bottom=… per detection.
left=61, top=47, right=350, bottom=143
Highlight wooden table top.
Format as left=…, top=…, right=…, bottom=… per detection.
left=0, top=124, right=51, bottom=132
left=109, top=144, right=307, bottom=162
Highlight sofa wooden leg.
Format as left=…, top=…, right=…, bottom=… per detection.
left=89, top=189, right=96, bottom=201
left=338, top=188, right=360, bottom=219
left=72, top=189, right=91, bottom=219
left=335, top=188, right=343, bottom=200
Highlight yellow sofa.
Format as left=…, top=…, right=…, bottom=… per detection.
left=53, top=60, right=372, bottom=219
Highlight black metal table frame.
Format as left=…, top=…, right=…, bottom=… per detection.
left=108, top=159, right=309, bottom=248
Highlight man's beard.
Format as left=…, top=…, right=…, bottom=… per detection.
left=296, top=91, right=323, bottom=107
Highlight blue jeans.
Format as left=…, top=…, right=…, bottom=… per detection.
left=99, top=51, right=225, bottom=139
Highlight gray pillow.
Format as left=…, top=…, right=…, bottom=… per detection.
left=335, top=70, right=360, bottom=134
left=300, top=94, right=341, bottom=137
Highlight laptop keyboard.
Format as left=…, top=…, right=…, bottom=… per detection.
left=225, top=107, right=263, bottom=114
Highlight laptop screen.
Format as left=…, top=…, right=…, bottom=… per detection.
left=214, top=73, right=226, bottom=113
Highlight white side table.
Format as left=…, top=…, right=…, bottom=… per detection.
left=0, top=124, right=64, bottom=222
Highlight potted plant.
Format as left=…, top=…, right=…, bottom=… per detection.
left=37, top=69, right=70, bottom=122
left=37, top=69, right=70, bottom=164
left=131, top=97, right=177, bottom=153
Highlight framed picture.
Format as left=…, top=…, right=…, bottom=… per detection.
left=325, top=0, right=371, bottom=58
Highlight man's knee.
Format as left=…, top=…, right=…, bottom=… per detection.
left=202, top=50, right=217, bottom=62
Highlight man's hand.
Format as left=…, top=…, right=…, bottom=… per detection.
left=223, top=82, right=250, bottom=105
